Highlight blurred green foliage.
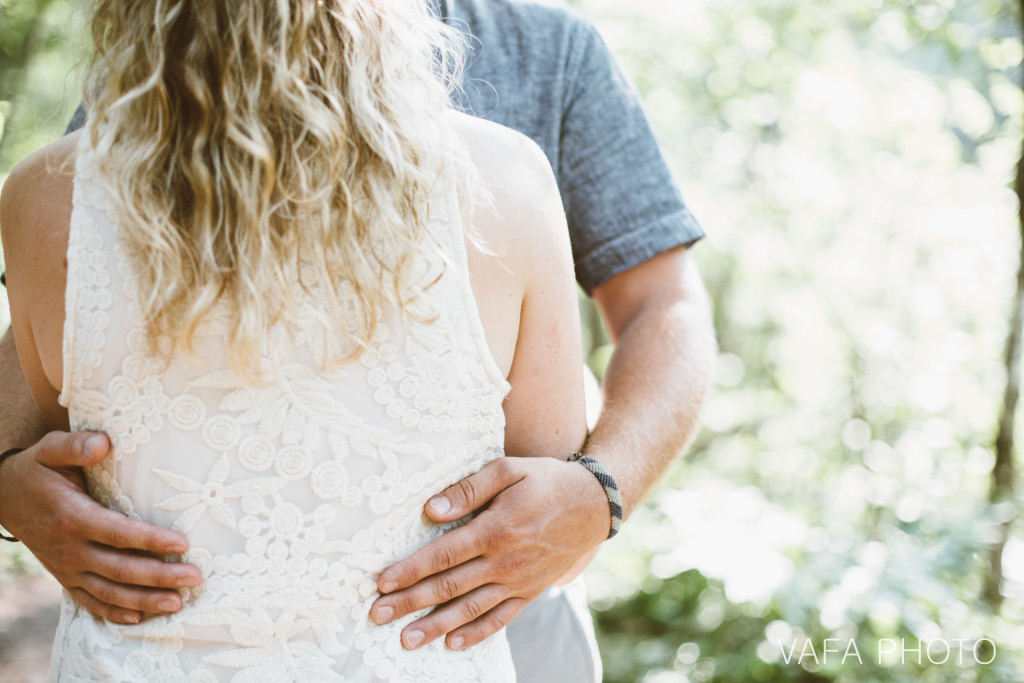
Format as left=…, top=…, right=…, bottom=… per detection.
left=0, top=0, right=85, bottom=171
left=569, top=0, right=1024, bottom=680
left=1, top=0, right=1023, bottom=681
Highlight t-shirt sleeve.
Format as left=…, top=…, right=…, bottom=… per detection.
left=558, top=20, right=704, bottom=293
left=66, top=104, right=87, bottom=135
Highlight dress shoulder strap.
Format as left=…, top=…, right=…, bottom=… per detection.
left=430, top=167, right=510, bottom=396
left=60, top=137, right=115, bottom=407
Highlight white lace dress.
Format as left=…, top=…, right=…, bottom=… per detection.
left=51, top=138, right=516, bottom=682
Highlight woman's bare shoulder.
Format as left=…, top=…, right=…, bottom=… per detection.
left=0, top=131, right=80, bottom=422
left=448, top=114, right=585, bottom=460
left=449, top=110, right=557, bottom=201
left=448, top=110, right=568, bottom=281
left=0, top=131, right=79, bottom=256
left=447, top=111, right=575, bottom=381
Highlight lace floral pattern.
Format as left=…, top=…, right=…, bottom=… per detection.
left=52, top=139, right=515, bottom=682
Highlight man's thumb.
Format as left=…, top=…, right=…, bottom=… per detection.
left=423, top=459, right=522, bottom=522
left=34, top=431, right=110, bottom=468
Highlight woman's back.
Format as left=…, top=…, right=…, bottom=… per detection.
left=2, top=107, right=586, bottom=681
left=49, top=129, right=515, bottom=681
left=1, top=1, right=588, bottom=679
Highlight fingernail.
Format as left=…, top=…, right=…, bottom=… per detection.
left=428, top=496, right=451, bottom=515
left=158, top=598, right=178, bottom=612
left=450, top=635, right=465, bottom=650
left=122, top=613, right=140, bottom=625
left=168, top=544, right=188, bottom=555
left=178, top=575, right=200, bottom=588
left=380, top=581, right=398, bottom=594
left=374, top=605, right=394, bottom=624
left=84, top=435, right=103, bottom=458
left=405, top=630, right=424, bottom=648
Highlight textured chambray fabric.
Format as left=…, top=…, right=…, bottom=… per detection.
left=440, top=0, right=704, bottom=293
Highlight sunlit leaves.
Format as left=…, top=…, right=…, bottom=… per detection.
left=572, top=0, right=1024, bottom=680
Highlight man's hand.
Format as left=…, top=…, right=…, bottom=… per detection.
left=369, top=456, right=609, bottom=651
left=0, top=431, right=203, bottom=624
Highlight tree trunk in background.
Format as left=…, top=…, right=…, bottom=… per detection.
left=985, top=0, right=1024, bottom=608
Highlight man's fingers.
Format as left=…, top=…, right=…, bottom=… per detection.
left=83, top=506, right=190, bottom=555
left=377, top=525, right=483, bottom=595
left=69, top=588, right=142, bottom=625
left=77, top=573, right=186, bottom=615
left=33, top=431, right=110, bottom=468
left=423, top=458, right=525, bottom=523
left=398, top=584, right=508, bottom=650
left=90, top=546, right=202, bottom=590
left=372, top=558, right=489, bottom=625
left=445, top=598, right=527, bottom=651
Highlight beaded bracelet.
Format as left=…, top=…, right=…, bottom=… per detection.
left=0, top=448, right=24, bottom=542
left=568, top=452, right=623, bottom=539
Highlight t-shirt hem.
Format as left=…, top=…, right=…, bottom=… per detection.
left=576, top=209, right=705, bottom=294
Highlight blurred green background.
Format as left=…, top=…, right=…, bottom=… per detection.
left=1, top=0, right=1023, bottom=681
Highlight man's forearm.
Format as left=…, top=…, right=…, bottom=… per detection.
left=587, top=255, right=716, bottom=521
left=0, top=327, right=47, bottom=452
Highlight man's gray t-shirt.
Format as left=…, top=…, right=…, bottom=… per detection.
left=439, top=0, right=704, bottom=292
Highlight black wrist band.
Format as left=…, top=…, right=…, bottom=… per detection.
left=568, top=452, right=623, bottom=539
left=0, top=448, right=24, bottom=542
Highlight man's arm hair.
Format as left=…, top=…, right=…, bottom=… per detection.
left=588, top=247, right=715, bottom=520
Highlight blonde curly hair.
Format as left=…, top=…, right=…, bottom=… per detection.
left=83, top=0, right=465, bottom=381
